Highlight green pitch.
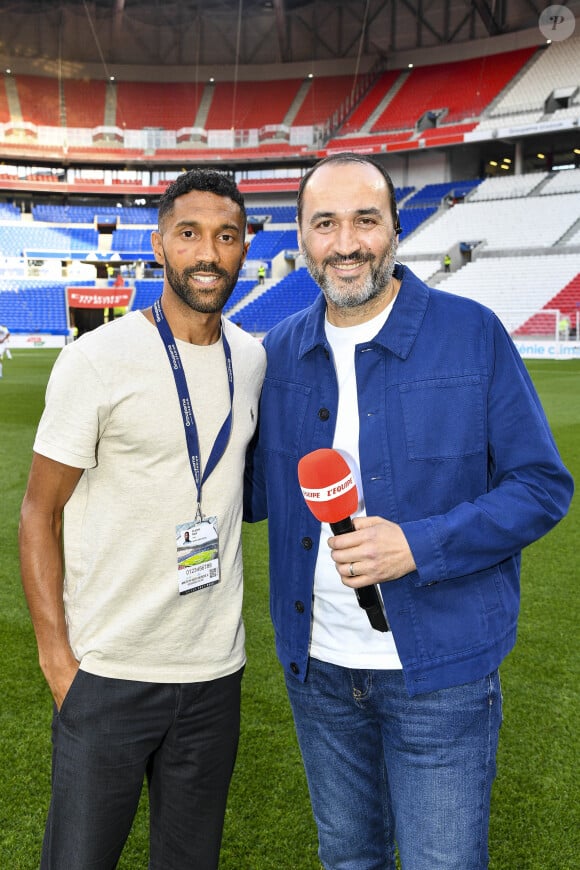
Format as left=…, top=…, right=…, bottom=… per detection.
left=1, top=350, right=578, bottom=869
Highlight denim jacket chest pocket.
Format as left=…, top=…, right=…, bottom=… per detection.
left=260, top=377, right=311, bottom=458
left=398, top=376, right=485, bottom=460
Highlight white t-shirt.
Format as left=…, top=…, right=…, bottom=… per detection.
left=309, top=302, right=403, bottom=670
left=34, top=311, right=266, bottom=683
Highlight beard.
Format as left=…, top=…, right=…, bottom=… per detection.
left=164, top=254, right=242, bottom=314
left=302, top=233, right=398, bottom=309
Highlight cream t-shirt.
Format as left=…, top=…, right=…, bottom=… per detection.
left=34, top=311, right=266, bottom=683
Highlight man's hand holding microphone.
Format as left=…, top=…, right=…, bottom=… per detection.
left=298, top=448, right=415, bottom=633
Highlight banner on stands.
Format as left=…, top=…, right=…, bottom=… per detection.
left=513, top=339, right=580, bottom=359
left=66, top=286, right=133, bottom=309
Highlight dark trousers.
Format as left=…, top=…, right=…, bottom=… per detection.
left=41, top=668, right=243, bottom=870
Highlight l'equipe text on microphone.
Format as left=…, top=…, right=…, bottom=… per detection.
left=297, top=448, right=390, bottom=632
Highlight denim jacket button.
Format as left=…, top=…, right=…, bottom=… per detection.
left=294, top=600, right=305, bottom=613
left=290, top=662, right=300, bottom=674
left=318, top=407, right=330, bottom=421
left=301, top=536, right=313, bottom=550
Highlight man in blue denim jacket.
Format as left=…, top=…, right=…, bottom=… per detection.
left=244, top=153, right=573, bottom=870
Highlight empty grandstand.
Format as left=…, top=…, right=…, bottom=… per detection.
left=2, top=169, right=579, bottom=343
left=0, top=1, right=579, bottom=354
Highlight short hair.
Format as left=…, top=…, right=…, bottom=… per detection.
left=157, top=168, right=246, bottom=232
left=297, top=152, right=401, bottom=234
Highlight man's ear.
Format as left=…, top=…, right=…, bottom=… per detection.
left=296, top=224, right=303, bottom=256
left=151, top=231, right=165, bottom=266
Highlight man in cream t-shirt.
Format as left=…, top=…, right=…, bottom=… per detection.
left=19, top=169, right=265, bottom=870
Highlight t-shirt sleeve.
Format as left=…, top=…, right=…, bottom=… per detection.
left=34, top=344, right=109, bottom=469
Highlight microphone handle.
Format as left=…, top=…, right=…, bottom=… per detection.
left=330, top=518, right=390, bottom=633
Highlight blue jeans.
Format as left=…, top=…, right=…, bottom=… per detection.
left=285, top=659, right=502, bottom=870
left=41, top=668, right=243, bottom=870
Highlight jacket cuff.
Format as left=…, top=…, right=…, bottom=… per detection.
left=401, top=517, right=447, bottom=586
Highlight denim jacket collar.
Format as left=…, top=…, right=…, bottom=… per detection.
left=298, top=263, right=430, bottom=362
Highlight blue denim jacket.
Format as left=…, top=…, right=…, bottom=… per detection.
left=244, top=264, right=573, bottom=696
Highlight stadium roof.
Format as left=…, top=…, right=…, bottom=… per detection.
left=1, top=0, right=579, bottom=73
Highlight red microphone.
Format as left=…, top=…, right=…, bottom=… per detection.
left=298, top=448, right=390, bottom=632
left=298, top=448, right=358, bottom=532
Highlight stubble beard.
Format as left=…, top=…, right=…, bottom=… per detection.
left=302, top=234, right=398, bottom=309
left=164, top=255, right=241, bottom=314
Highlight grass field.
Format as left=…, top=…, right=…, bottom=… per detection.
left=0, top=350, right=578, bottom=869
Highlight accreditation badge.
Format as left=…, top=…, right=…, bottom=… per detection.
left=175, top=516, right=220, bottom=595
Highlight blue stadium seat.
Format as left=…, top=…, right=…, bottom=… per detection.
left=223, top=279, right=256, bottom=312
left=403, top=179, right=480, bottom=207
left=132, top=280, right=163, bottom=309
left=247, top=205, right=297, bottom=224
left=247, top=229, right=299, bottom=260
left=233, top=268, right=320, bottom=332
left=0, top=202, right=21, bottom=220
left=399, top=206, right=437, bottom=237
left=0, top=225, right=99, bottom=257
left=110, top=228, right=155, bottom=258
left=0, top=281, right=75, bottom=332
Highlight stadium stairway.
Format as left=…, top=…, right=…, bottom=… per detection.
left=361, top=70, right=412, bottom=134
left=226, top=279, right=273, bottom=319
left=558, top=216, right=580, bottom=246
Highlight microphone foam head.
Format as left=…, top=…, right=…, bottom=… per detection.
left=297, top=448, right=358, bottom=523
